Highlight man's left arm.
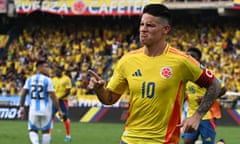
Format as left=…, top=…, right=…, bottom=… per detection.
left=179, top=77, right=221, bottom=132
left=196, top=77, right=221, bottom=118
left=19, top=88, right=28, bottom=119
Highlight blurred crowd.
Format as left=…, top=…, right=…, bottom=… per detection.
left=0, top=15, right=239, bottom=105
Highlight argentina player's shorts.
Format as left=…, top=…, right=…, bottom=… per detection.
left=28, top=108, right=53, bottom=131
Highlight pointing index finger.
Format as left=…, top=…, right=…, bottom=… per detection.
left=88, top=69, right=101, bottom=80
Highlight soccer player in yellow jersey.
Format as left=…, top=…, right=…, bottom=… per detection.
left=88, top=4, right=221, bottom=144
left=183, top=48, right=226, bottom=144
left=52, top=66, right=72, bottom=142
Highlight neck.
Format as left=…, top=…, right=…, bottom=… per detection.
left=144, top=42, right=167, bottom=56
left=37, top=71, right=48, bottom=77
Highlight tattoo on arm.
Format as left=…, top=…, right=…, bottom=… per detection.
left=197, top=78, right=221, bottom=117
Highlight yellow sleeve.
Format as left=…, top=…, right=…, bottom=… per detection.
left=107, top=56, right=128, bottom=95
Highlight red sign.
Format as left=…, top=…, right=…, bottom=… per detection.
left=14, top=0, right=160, bottom=16
left=0, top=0, right=6, bottom=13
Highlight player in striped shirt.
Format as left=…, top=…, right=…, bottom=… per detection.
left=19, top=60, right=63, bottom=144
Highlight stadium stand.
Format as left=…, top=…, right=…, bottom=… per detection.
left=0, top=1, right=239, bottom=109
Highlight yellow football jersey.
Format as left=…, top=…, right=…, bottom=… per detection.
left=52, top=75, right=72, bottom=100
left=107, top=44, right=213, bottom=143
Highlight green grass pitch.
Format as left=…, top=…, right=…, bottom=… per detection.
left=0, top=120, right=239, bottom=143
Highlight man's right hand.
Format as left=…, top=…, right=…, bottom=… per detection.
left=19, top=107, right=25, bottom=120
left=87, top=70, right=106, bottom=90
left=58, top=110, right=64, bottom=119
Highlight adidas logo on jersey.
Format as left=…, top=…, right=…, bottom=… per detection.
left=132, top=69, right=142, bottom=77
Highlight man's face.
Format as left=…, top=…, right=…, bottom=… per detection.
left=40, top=63, right=50, bottom=76
left=55, top=68, right=62, bottom=77
left=139, top=13, right=169, bottom=46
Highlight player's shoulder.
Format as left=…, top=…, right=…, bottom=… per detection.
left=28, top=73, right=45, bottom=80
left=120, top=48, right=144, bottom=61
left=124, top=47, right=143, bottom=57
left=27, top=74, right=52, bottom=84
left=167, top=45, right=188, bottom=58
left=39, top=73, right=51, bottom=79
left=52, top=76, right=57, bottom=81
left=126, top=47, right=144, bottom=55
left=62, top=75, right=71, bottom=82
left=63, top=75, right=71, bottom=80
left=167, top=45, right=199, bottom=65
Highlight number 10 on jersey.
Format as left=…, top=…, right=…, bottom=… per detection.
left=141, top=82, right=155, bottom=99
